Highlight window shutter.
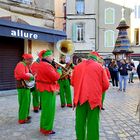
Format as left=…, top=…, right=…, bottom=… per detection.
left=72, top=24, right=77, bottom=42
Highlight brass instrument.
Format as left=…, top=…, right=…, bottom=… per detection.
left=55, top=39, right=75, bottom=79
left=56, top=40, right=75, bottom=55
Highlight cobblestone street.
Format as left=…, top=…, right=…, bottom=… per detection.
left=0, top=80, right=140, bottom=140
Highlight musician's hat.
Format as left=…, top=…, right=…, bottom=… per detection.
left=38, top=50, right=52, bottom=59
left=22, top=54, right=33, bottom=59
left=88, top=51, right=100, bottom=61
left=98, top=56, right=104, bottom=63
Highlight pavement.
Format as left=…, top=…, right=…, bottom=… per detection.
left=0, top=80, right=140, bottom=140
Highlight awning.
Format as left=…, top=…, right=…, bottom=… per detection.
left=0, top=19, right=66, bottom=43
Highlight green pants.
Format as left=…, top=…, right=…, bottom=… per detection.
left=32, top=89, right=40, bottom=110
left=102, top=92, right=106, bottom=105
left=17, top=88, right=31, bottom=122
left=76, top=102, right=100, bottom=140
left=40, top=91, right=56, bottom=131
left=58, top=79, right=72, bottom=106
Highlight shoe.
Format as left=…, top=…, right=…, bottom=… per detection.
left=128, top=81, right=130, bottom=83
left=131, top=81, right=134, bottom=83
left=123, top=89, right=126, bottom=92
left=101, top=107, right=105, bottom=110
left=25, top=119, right=31, bottom=124
left=61, top=104, right=65, bottom=108
left=27, top=116, right=32, bottom=120
left=18, top=119, right=31, bottom=124
left=33, top=110, right=39, bottom=113
left=40, top=129, right=55, bottom=135
left=49, top=130, right=55, bottom=135
left=118, top=89, right=122, bottom=91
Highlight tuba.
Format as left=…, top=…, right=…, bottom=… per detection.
left=55, top=39, right=75, bottom=79
left=56, top=40, right=75, bottom=55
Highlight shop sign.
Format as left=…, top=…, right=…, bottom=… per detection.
left=11, top=29, right=38, bottom=39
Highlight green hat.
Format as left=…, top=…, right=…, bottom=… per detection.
left=42, top=50, right=52, bottom=58
left=88, top=51, right=100, bottom=61
left=38, top=50, right=53, bottom=59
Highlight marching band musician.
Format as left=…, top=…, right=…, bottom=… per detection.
left=30, top=58, right=40, bottom=113
left=58, top=55, right=73, bottom=108
left=36, top=50, right=62, bottom=135
left=14, top=54, right=34, bottom=124
left=71, top=51, right=109, bottom=140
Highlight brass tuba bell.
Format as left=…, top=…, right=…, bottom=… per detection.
left=56, top=40, right=75, bottom=55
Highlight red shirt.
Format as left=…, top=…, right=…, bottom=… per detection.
left=36, top=61, right=60, bottom=92
left=71, top=59, right=109, bottom=109
left=14, top=62, right=31, bottom=81
left=30, top=61, right=39, bottom=75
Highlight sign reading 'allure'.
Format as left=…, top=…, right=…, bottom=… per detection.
left=11, top=29, right=38, bottom=39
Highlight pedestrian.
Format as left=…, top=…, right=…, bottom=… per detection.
left=108, top=60, right=119, bottom=88
left=36, top=50, right=61, bottom=135
left=58, top=55, right=73, bottom=108
left=128, top=59, right=135, bottom=83
left=137, top=60, right=140, bottom=81
left=71, top=51, right=109, bottom=140
left=118, top=59, right=132, bottom=92
left=14, top=54, right=34, bottom=124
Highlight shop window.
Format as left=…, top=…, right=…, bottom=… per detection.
left=76, top=0, right=84, bottom=14
left=104, top=30, right=115, bottom=47
left=105, top=8, right=115, bottom=24
left=134, top=28, right=139, bottom=45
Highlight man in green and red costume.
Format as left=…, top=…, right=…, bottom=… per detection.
left=71, top=51, right=110, bottom=140
left=36, top=50, right=61, bottom=135
left=14, top=54, right=34, bottom=124
left=30, top=58, right=40, bottom=113
left=58, top=55, right=73, bottom=108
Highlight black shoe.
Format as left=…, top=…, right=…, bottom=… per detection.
left=101, top=107, right=105, bottom=110
left=49, top=130, right=55, bottom=135
left=27, top=116, right=32, bottom=120
left=131, top=81, right=134, bottom=83
left=25, top=119, right=31, bottom=124
left=33, top=110, right=39, bottom=113
left=61, top=105, right=65, bottom=108
left=128, top=81, right=130, bottom=83
left=123, top=89, right=126, bottom=92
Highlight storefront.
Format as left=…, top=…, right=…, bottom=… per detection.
left=0, top=19, right=66, bottom=90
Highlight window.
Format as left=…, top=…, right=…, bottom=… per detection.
left=76, top=0, right=84, bottom=14
left=134, top=28, right=139, bottom=45
left=105, top=8, right=115, bottom=24
left=105, top=30, right=115, bottom=47
left=134, top=5, right=140, bottom=19
left=12, top=0, right=32, bottom=4
left=72, top=23, right=84, bottom=42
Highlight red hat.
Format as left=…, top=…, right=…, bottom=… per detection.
left=38, top=50, right=52, bottom=59
left=88, top=51, right=100, bottom=61
left=22, top=54, right=33, bottom=59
